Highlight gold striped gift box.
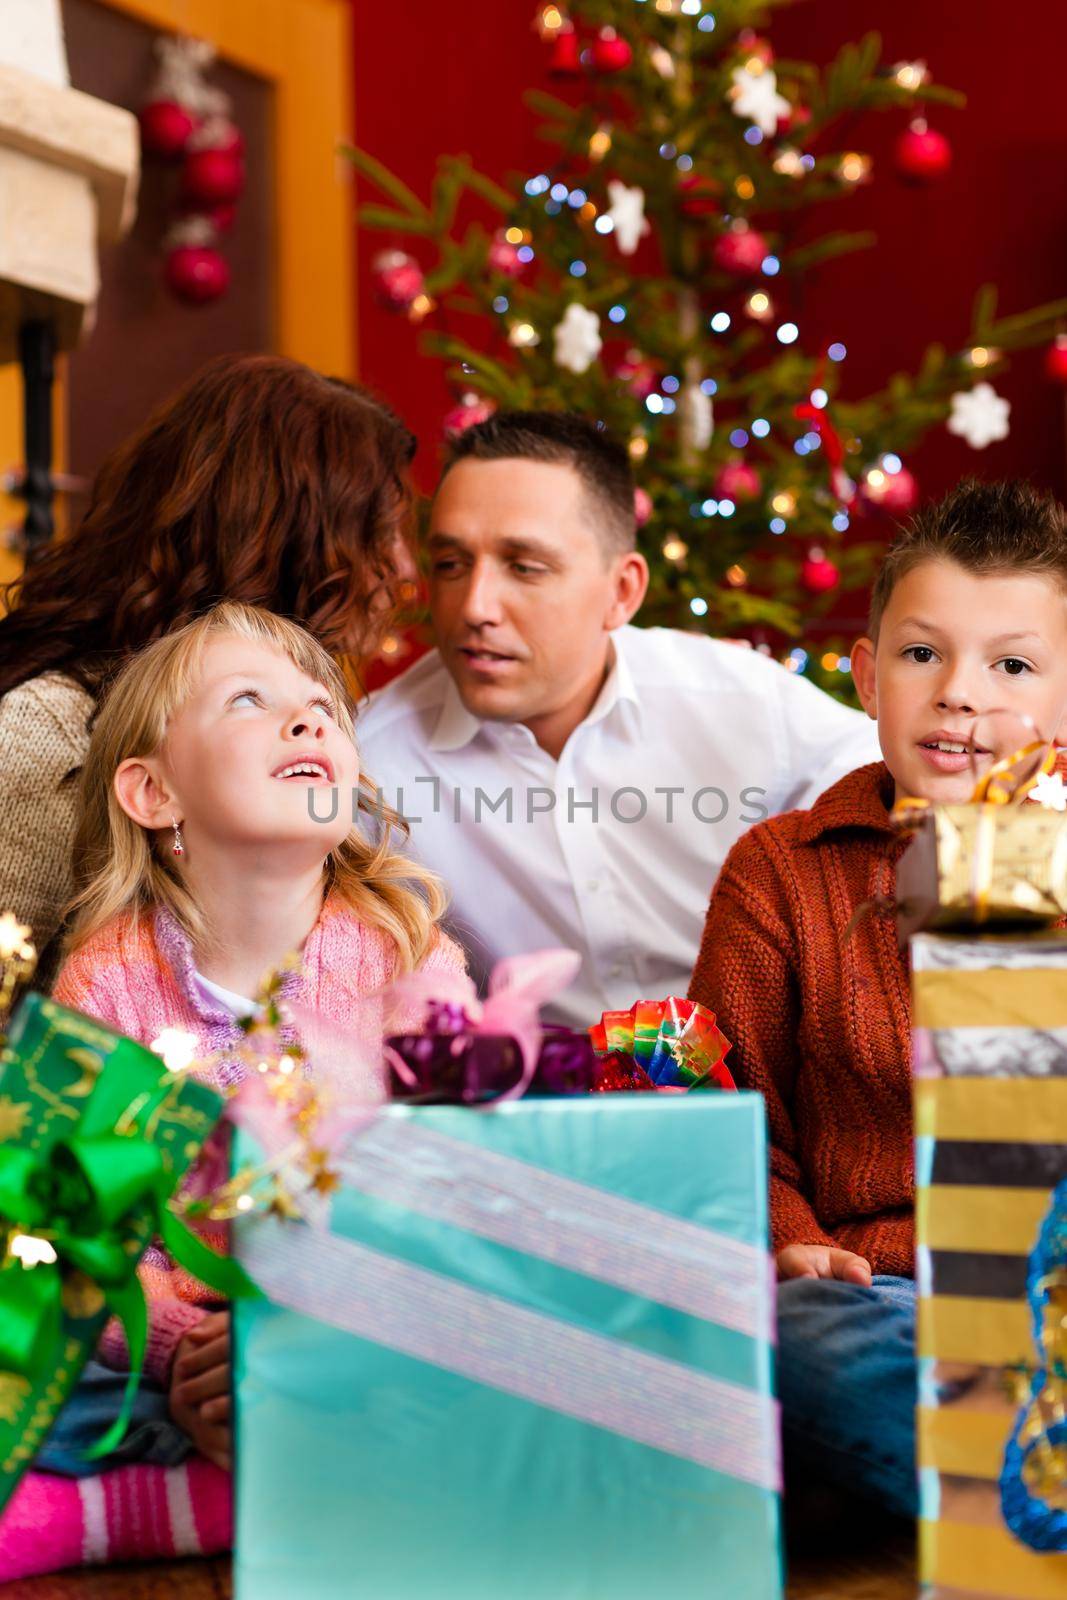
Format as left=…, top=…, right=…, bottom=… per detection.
left=912, top=932, right=1067, bottom=1600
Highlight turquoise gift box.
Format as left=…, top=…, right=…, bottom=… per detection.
left=232, top=1094, right=782, bottom=1599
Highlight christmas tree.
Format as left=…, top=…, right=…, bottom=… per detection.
left=348, top=0, right=1067, bottom=699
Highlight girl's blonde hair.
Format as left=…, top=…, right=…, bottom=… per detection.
left=66, top=601, right=447, bottom=973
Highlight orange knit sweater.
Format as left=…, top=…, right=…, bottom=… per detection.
left=689, top=761, right=915, bottom=1276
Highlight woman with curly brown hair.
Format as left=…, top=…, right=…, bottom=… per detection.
left=0, top=352, right=417, bottom=987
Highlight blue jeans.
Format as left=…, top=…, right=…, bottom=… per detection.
left=776, top=1274, right=917, bottom=1518
left=34, top=1360, right=192, bottom=1478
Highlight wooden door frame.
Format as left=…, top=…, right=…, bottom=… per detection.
left=0, top=0, right=355, bottom=581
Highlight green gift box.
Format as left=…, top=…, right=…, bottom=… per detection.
left=0, top=993, right=237, bottom=1510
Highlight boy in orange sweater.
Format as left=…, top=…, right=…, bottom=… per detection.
left=689, top=478, right=1067, bottom=1516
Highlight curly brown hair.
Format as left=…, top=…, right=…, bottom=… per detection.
left=0, top=354, right=417, bottom=698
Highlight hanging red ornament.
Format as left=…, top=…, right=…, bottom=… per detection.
left=444, top=393, right=496, bottom=438
left=712, top=223, right=769, bottom=278
left=165, top=243, right=230, bottom=305
left=614, top=350, right=659, bottom=401
left=182, top=145, right=246, bottom=207
left=1045, top=335, right=1067, bottom=386
left=487, top=229, right=527, bottom=278
left=633, top=487, right=653, bottom=527
left=736, top=29, right=774, bottom=65
left=714, top=460, right=762, bottom=502
left=894, top=119, right=952, bottom=183
left=139, top=99, right=197, bottom=160
left=203, top=201, right=237, bottom=233
left=679, top=174, right=722, bottom=217
left=776, top=103, right=811, bottom=138
left=800, top=548, right=840, bottom=595
left=549, top=25, right=581, bottom=76
left=373, top=250, right=425, bottom=312
left=198, top=117, right=244, bottom=157
left=591, top=27, right=633, bottom=73
left=863, top=463, right=919, bottom=514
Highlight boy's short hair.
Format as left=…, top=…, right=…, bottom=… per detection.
left=869, top=478, right=1067, bottom=637
left=444, top=410, right=636, bottom=555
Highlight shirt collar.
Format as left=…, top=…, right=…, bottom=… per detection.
left=793, top=760, right=897, bottom=844
left=428, top=628, right=642, bottom=753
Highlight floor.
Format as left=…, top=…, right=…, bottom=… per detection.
left=1, top=1529, right=918, bottom=1599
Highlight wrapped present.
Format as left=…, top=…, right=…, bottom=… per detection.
left=384, top=948, right=600, bottom=1103
left=894, top=739, right=1067, bottom=938
left=0, top=993, right=250, bottom=1510
left=912, top=932, right=1067, bottom=1597
left=591, top=996, right=736, bottom=1091
left=232, top=1093, right=781, bottom=1599
left=897, top=802, right=1067, bottom=936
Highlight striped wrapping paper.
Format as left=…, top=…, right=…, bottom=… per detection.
left=912, top=932, right=1067, bottom=1600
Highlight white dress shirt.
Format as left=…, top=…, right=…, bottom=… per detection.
left=355, top=625, right=881, bottom=1028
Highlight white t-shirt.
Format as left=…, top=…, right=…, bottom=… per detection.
left=355, top=624, right=881, bottom=1028
left=194, top=971, right=257, bottom=1021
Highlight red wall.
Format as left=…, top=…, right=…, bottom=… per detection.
left=352, top=0, right=1067, bottom=502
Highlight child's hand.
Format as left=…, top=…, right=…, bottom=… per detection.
left=169, top=1310, right=232, bottom=1471
left=776, top=1244, right=872, bottom=1286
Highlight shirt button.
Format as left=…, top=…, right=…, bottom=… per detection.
left=587, top=878, right=600, bottom=892
left=609, top=963, right=623, bottom=978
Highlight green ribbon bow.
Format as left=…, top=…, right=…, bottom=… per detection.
left=0, top=995, right=258, bottom=1473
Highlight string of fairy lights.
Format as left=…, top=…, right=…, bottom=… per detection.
left=363, top=1, right=1067, bottom=690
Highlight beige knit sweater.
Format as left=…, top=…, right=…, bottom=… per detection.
left=0, top=672, right=93, bottom=990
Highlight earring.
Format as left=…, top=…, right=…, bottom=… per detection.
left=171, top=818, right=184, bottom=858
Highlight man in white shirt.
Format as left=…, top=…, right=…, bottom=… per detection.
left=356, top=412, right=880, bottom=1026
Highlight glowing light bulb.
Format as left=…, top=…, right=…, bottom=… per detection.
left=589, top=126, right=613, bottom=161
left=837, top=152, right=872, bottom=184
left=773, top=149, right=803, bottom=177
left=662, top=536, right=689, bottom=562
left=508, top=322, right=540, bottom=349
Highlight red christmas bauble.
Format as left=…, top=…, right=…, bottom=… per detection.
left=165, top=245, right=230, bottom=305
left=737, top=29, right=773, bottom=64
left=714, top=460, right=762, bottom=502
left=443, top=394, right=496, bottom=437
left=712, top=225, right=769, bottom=278
left=487, top=230, right=526, bottom=278
left=200, top=119, right=244, bottom=157
left=549, top=28, right=581, bottom=75
left=139, top=99, right=196, bottom=160
left=1045, top=336, right=1067, bottom=385
left=864, top=464, right=919, bottom=514
left=776, top=103, right=811, bottom=138
left=591, top=27, right=633, bottom=73
left=182, top=147, right=246, bottom=207
left=679, top=174, right=721, bottom=217
left=894, top=121, right=952, bottom=183
left=373, top=250, right=424, bottom=311
left=205, top=202, right=237, bottom=233
left=800, top=548, right=840, bottom=595
left=633, top=487, right=653, bottom=526
left=614, top=351, right=658, bottom=400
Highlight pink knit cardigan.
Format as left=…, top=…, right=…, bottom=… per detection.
left=53, top=894, right=466, bottom=1382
